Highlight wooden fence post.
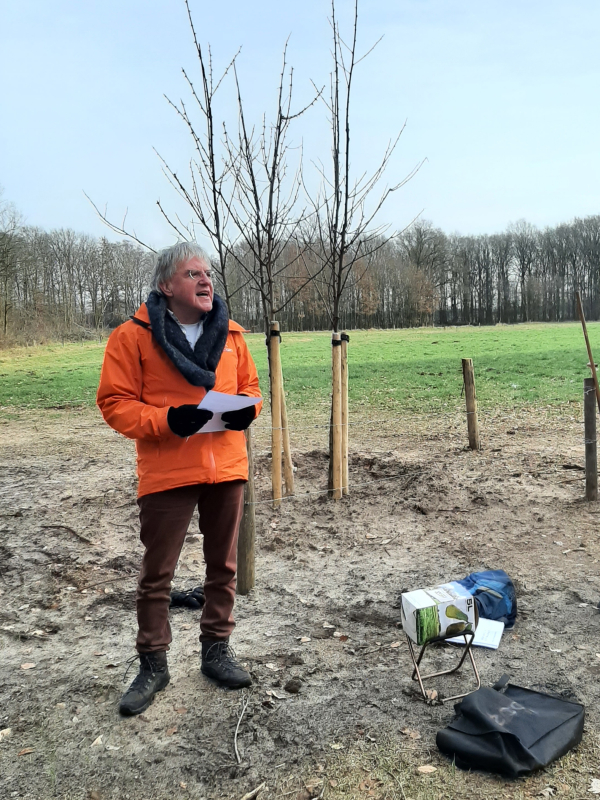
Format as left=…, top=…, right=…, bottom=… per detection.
left=462, top=358, right=480, bottom=451
left=332, top=333, right=343, bottom=499
left=237, top=428, right=255, bottom=594
left=269, top=321, right=283, bottom=508
left=584, top=377, right=598, bottom=502
left=280, top=373, right=295, bottom=497
left=341, top=332, right=349, bottom=495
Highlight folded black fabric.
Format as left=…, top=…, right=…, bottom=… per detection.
left=170, top=586, right=205, bottom=609
left=437, top=676, right=584, bottom=778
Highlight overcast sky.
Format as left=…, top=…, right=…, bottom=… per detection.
left=1, top=0, right=599, bottom=251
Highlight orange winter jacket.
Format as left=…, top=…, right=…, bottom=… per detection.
left=96, top=303, right=261, bottom=497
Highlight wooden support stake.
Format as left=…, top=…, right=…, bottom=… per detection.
left=576, top=292, right=600, bottom=415
left=341, top=332, right=349, bottom=495
left=332, top=333, right=343, bottom=500
left=237, top=428, right=255, bottom=594
left=462, top=358, right=480, bottom=451
left=280, top=372, right=295, bottom=497
left=584, top=377, right=598, bottom=502
left=269, top=321, right=283, bottom=508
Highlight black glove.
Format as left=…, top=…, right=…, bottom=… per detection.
left=167, top=405, right=213, bottom=437
left=221, top=403, right=256, bottom=431
left=170, top=585, right=205, bottom=609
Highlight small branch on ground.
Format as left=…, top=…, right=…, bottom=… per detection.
left=239, top=782, right=266, bottom=800
left=40, top=524, right=94, bottom=545
left=79, top=575, right=131, bottom=592
left=234, top=691, right=250, bottom=764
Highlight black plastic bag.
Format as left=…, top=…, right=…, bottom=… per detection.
left=437, top=676, right=584, bottom=778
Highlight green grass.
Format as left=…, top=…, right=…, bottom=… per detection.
left=0, top=322, right=597, bottom=413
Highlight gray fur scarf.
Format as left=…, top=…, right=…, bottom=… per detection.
left=145, top=290, right=229, bottom=389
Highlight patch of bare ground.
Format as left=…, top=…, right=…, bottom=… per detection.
left=0, top=405, right=599, bottom=799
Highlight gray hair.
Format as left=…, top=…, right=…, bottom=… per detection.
left=150, top=242, right=212, bottom=292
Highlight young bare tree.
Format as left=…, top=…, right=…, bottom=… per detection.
left=219, top=46, right=322, bottom=502
left=302, top=0, right=422, bottom=495
left=154, top=0, right=241, bottom=314
left=302, top=0, right=421, bottom=333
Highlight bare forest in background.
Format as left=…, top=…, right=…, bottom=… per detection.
left=1, top=209, right=600, bottom=345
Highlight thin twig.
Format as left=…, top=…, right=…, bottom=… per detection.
left=234, top=692, right=250, bottom=764
left=79, top=575, right=131, bottom=592
left=239, top=783, right=266, bottom=800
left=40, top=524, right=94, bottom=545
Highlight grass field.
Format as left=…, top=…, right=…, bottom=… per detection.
left=0, top=322, right=598, bottom=412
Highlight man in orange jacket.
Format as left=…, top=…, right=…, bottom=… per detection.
left=97, top=242, right=261, bottom=716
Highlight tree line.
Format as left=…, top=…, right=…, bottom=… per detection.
left=1, top=205, right=599, bottom=344
left=217, top=214, right=600, bottom=331
left=0, top=201, right=153, bottom=342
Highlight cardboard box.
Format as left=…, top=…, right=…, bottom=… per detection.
left=401, top=582, right=478, bottom=645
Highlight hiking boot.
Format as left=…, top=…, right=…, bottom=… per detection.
left=201, top=640, right=252, bottom=688
left=119, top=651, right=170, bottom=716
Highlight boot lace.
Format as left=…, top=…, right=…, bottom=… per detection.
left=122, top=653, right=164, bottom=686
left=204, top=641, right=239, bottom=666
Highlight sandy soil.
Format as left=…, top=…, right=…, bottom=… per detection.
left=1, top=406, right=599, bottom=800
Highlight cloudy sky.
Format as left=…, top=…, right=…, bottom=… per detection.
left=1, top=0, right=599, bottom=250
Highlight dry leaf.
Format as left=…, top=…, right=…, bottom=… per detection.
left=589, top=779, right=600, bottom=794
left=265, top=662, right=279, bottom=671
left=175, top=707, right=187, bottom=714
left=300, top=637, right=311, bottom=643
left=105, top=745, right=121, bottom=751
left=18, top=748, right=34, bottom=756
left=381, top=538, right=391, bottom=544
left=330, top=743, right=344, bottom=750
left=0, top=728, right=12, bottom=742
left=365, top=533, right=378, bottom=539
left=329, top=780, right=338, bottom=787
left=539, top=788, right=555, bottom=798
left=267, top=690, right=288, bottom=700
left=390, top=641, right=400, bottom=648
left=180, top=624, right=192, bottom=630
left=338, top=635, right=349, bottom=642
left=323, top=622, right=335, bottom=629
left=20, top=663, right=36, bottom=670
left=305, top=779, right=323, bottom=792
left=166, top=726, right=178, bottom=736
left=425, top=689, right=438, bottom=701
left=401, top=727, right=421, bottom=739
left=179, top=782, right=187, bottom=789
left=417, top=765, right=437, bottom=774
left=91, top=736, right=103, bottom=747
left=93, top=652, right=106, bottom=657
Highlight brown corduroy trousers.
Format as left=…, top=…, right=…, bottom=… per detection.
left=135, top=480, right=245, bottom=653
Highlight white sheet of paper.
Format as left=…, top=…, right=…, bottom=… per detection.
left=447, top=618, right=505, bottom=650
left=196, top=390, right=261, bottom=433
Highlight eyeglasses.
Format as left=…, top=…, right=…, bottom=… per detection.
left=186, top=269, right=212, bottom=281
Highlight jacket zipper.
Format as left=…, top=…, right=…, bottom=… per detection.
left=208, top=433, right=216, bottom=483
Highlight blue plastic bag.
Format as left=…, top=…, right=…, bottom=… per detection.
left=455, top=569, right=517, bottom=628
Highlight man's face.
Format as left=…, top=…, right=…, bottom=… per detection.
left=159, top=256, right=214, bottom=322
